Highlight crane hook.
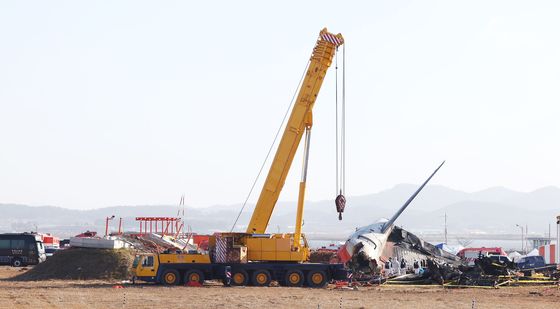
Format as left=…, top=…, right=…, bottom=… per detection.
left=335, top=193, right=346, bottom=220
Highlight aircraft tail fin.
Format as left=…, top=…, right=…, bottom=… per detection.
left=381, top=161, right=445, bottom=233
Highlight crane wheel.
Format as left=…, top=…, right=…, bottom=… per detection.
left=162, top=269, right=180, bottom=285
left=306, top=270, right=328, bottom=288
left=231, top=270, right=249, bottom=286
left=185, top=269, right=205, bottom=285
left=251, top=269, right=272, bottom=287
left=284, top=269, right=304, bottom=287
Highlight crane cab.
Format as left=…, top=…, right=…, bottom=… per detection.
left=133, top=254, right=159, bottom=283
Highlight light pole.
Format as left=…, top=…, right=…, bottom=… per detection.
left=524, top=224, right=528, bottom=253
left=444, top=212, right=448, bottom=244
left=516, top=224, right=524, bottom=254
left=118, top=217, right=123, bottom=235
left=105, top=215, right=115, bottom=237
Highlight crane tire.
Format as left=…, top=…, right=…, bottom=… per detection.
left=162, top=269, right=180, bottom=285
left=185, top=269, right=205, bottom=285
left=284, top=269, right=304, bottom=287
left=306, top=270, right=328, bottom=288
left=231, top=269, right=249, bottom=286
left=251, top=269, right=272, bottom=287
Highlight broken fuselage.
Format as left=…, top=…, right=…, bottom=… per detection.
left=337, top=161, right=460, bottom=274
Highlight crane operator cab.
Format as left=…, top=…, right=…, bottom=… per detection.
left=132, top=254, right=158, bottom=283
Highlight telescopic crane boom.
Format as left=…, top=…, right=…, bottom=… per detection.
left=246, top=29, right=344, bottom=243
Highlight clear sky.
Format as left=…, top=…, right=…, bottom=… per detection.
left=1, top=1, right=559, bottom=209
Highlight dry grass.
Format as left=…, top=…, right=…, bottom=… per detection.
left=1, top=266, right=559, bottom=308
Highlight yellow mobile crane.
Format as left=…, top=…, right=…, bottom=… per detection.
left=239, top=27, right=344, bottom=262
left=133, top=28, right=347, bottom=288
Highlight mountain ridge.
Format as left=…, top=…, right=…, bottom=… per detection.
left=1, top=185, right=559, bottom=238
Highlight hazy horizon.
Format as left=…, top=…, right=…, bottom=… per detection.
left=2, top=183, right=560, bottom=210
left=1, top=183, right=558, bottom=241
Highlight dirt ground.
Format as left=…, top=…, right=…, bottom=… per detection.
left=1, top=267, right=559, bottom=309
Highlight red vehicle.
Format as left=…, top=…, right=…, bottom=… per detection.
left=37, top=233, right=61, bottom=257
left=41, top=234, right=60, bottom=248
left=457, top=247, right=507, bottom=266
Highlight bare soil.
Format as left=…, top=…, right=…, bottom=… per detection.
left=13, top=248, right=135, bottom=281
left=1, top=266, right=559, bottom=308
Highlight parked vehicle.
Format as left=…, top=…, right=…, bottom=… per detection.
left=488, top=254, right=512, bottom=265
left=59, top=239, right=70, bottom=248
left=516, top=256, right=546, bottom=270
left=132, top=248, right=347, bottom=288
left=0, top=233, right=47, bottom=267
left=515, top=255, right=558, bottom=276
left=457, top=247, right=507, bottom=266
left=45, top=247, right=62, bottom=258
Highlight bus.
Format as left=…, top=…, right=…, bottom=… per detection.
left=0, top=233, right=47, bottom=267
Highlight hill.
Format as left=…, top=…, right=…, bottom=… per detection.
left=1, top=185, right=559, bottom=238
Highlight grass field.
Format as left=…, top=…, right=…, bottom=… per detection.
left=1, top=266, right=559, bottom=308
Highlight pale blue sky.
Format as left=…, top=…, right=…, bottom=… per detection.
left=1, top=1, right=559, bottom=209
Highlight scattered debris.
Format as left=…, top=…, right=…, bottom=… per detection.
left=310, top=250, right=338, bottom=264
left=70, top=236, right=131, bottom=249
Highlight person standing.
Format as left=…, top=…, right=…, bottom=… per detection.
left=413, top=259, right=420, bottom=275
left=400, top=258, right=407, bottom=274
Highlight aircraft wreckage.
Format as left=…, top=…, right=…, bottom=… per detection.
left=335, top=161, right=560, bottom=286
left=337, top=161, right=461, bottom=277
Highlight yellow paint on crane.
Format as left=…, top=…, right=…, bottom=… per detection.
left=246, top=28, right=344, bottom=237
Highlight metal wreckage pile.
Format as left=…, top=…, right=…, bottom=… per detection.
left=324, top=162, right=560, bottom=289
left=343, top=226, right=560, bottom=288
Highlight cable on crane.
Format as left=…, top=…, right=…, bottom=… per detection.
left=230, top=60, right=311, bottom=232
left=335, top=44, right=347, bottom=220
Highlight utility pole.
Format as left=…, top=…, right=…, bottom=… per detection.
left=444, top=212, right=448, bottom=244
left=526, top=224, right=529, bottom=252
left=118, top=217, right=123, bottom=235
left=105, top=215, right=115, bottom=237
left=516, top=224, right=524, bottom=254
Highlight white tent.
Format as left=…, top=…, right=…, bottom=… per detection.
left=526, top=248, right=539, bottom=256
left=435, top=243, right=464, bottom=255
left=508, top=251, right=522, bottom=262
left=443, top=244, right=464, bottom=255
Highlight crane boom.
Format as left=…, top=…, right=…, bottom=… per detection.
left=246, top=28, right=344, bottom=234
